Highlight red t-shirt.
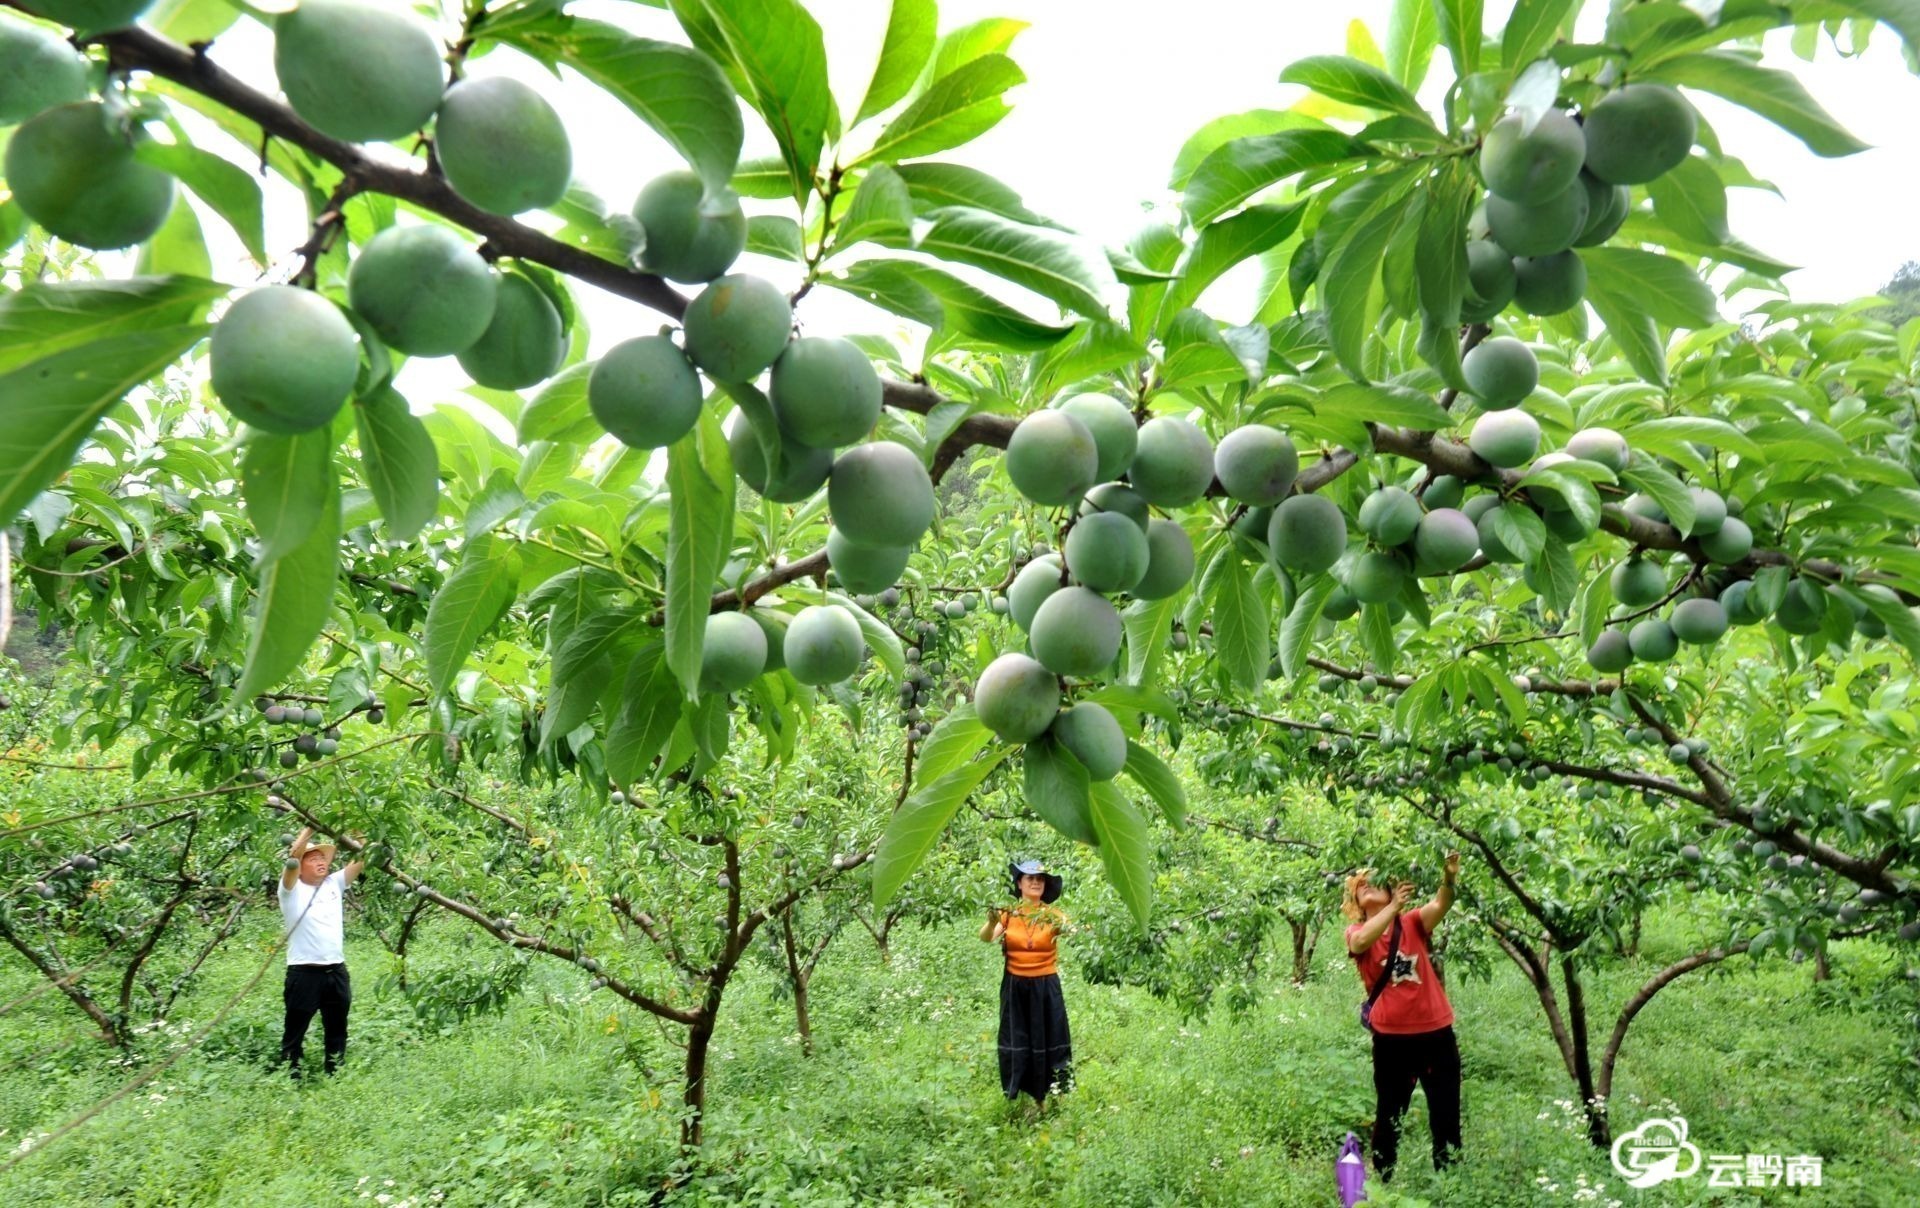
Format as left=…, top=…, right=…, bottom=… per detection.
left=1347, top=911, right=1454, bottom=1035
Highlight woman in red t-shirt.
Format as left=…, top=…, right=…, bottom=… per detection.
left=1343, top=851, right=1462, bottom=1181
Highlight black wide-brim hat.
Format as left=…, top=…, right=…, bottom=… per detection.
left=1008, top=859, right=1063, bottom=904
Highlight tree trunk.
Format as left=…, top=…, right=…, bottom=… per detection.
left=780, top=911, right=814, bottom=1058
left=1287, top=916, right=1312, bottom=984
left=1597, top=942, right=1749, bottom=1107
left=681, top=1013, right=715, bottom=1151
left=1559, top=955, right=1609, bottom=1147
left=1813, top=946, right=1831, bottom=982
left=0, top=918, right=122, bottom=1045
left=1624, top=909, right=1642, bottom=958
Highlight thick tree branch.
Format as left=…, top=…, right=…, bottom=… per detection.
left=1597, top=940, right=1750, bottom=1101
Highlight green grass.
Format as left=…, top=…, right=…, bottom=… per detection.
left=0, top=909, right=1913, bottom=1206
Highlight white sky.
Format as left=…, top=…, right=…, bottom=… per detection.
left=188, top=1, right=1920, bottom=412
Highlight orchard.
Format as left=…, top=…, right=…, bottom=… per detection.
left=3, top=0, right=1920, bottom=1202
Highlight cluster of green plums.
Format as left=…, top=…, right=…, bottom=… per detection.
left=1462, top=83, right=1698, bottom=322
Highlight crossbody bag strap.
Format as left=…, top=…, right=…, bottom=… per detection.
left=1366, top=915, right=1403, bottom=1009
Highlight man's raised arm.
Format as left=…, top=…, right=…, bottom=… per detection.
left=281, top=827, right=313, bottom=891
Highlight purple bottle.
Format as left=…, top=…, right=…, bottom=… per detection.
left=1336, top=1131, right=1368, bottom=1205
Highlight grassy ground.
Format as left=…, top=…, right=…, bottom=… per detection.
left=0, top=907, right=1913, bottom=1206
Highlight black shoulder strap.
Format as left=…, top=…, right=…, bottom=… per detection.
left=1365, top=915, right=1403, bottom=1009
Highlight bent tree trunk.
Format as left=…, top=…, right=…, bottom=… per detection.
left=1559, top=955, right=1610, bottom=1148
left=0, top=917, right=124, bottom=1046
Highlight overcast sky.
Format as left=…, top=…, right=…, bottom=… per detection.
left=197, top=0, right=1920, bottom=411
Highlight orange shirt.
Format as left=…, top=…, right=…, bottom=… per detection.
left=1002, top=906, right=1066, bottom=977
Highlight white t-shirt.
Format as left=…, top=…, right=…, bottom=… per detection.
left=279, top=870, right=347, bottom=966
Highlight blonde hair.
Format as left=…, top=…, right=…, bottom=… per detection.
left=1340, top=869, right=1374, bottom=922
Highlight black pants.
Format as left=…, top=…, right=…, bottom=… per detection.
left=282, top=963, right=350, bottom=1076
left=1370, top=1025, right=1462, bottom=1178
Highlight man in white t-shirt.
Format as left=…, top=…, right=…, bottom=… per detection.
left=278, top=827, right=364, bottom=1078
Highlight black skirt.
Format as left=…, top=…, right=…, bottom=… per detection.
left=998, top=970, right=1073, bottom=1100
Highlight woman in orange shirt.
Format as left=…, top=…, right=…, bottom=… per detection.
left=980, top=858, right=1073, bottom=1105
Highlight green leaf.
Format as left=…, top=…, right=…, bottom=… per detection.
left=1646, top=154, right=1729, bottom=245
left=1181, top=129, right=1364, bottom=226
left=0, top=276, right=223, bottom=377
left=1360, top=601, right=1396, bottom=675
left=729, top=156, right=792, bottom=199
left=1169, top=109, right=1326, bottom=189
left=241, top=429, right=331, bottom=563
left=0, top=324, right=210, bottom=523
left=855, top=0, right=938, bottom=124
left=1501, top=0, right=1578, bottom=72
left=873, top=746, right=1016, bottom=907
left=1123, top=596, right=1179, bottom=686
left=1212, top=554, right=1270, bottom=691
left=928, top=16, right=1027, bottom=80
left=517, top=363, right=601, bottom=446
left=1156, top=203, right=1305, bottom=330
left=1279, top=55, right=1431, bottom=123
left=1279, top=576, right=1337, bottom=678
left=1024, top=738, right=1099, bottom=845
left=1528, top=537, right=1579, bottom=614
left=1088, top=782, right=1153, bottom=931
left=1415, top=165, right=1475, bottom=389
left=354, top=385, right=440, bottom=541
left=464, top=470, right=528, bottom=538
left=134, top=140, right=267, bottom=262
left=910, top=702, right=993, bottom=788
left=424, top=534, right=521, bottom=694
left=1625, top=416, right=1763, bottom=463
left=1432, top=0, right=1484, bottom=78
left=233, top=468, right=339, bottom=704
left=668, top=0, right=829, bottom=196
left=1385, top=0, right=1440, bottom=88
left=1122, top=740, right=1187, bottom=829
left=745, top=214, right=804, bottom=261
left=893, top=162, right=1060, bottom=226
left=835, top=165, right=914, bottom=250
left=1581, top=248, right=1717, bottom=329
left=859, top=54, right=1024, bottom=166
left=823, top=259, right=1072, bottom=350
left=605, top=641, right=686, bottom=784
left=1490, top=502, right=1547, bottom=564
left=499, top=16, right=743, bottom=189
left=1644, top=51, right=1870, bottom=157
left=1318, top=382, right=1452, bottom=429
left=1576, top=565, right=1613, bottom=649
left=913, top=207, right=1111, bottom=318
left=1322, top=174, right=1417, bottom=380
left=135, top=197, right=212, bottom=278
left=1621, top=462, right=1698, bottom=535
left=664, top=406, right=736, bottom=698
left=1582, top=271, right=1668, bottom=385
left=542, top=611, right=641, bottom=746
left=148, top=0, right=240, bottom=42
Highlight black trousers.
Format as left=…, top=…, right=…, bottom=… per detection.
left=282, top=963, right=350, bottom=1076
left=1370, top=1025, right=1462, bottom=1178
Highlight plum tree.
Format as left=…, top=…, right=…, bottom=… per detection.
left=434, top=77, right=573, bottom=217
left=7, top=0, right=1920, bottom=1164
